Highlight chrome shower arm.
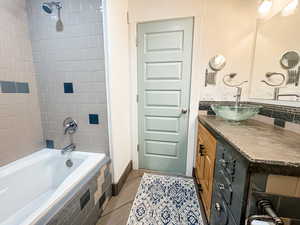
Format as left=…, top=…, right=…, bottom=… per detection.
left=51, top=1, right=62, bottom=8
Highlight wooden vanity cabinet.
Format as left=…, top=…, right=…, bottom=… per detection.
left=195, top=122, right=217, bottom=220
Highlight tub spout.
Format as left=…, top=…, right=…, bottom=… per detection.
left=62, top=143, right=76, bottom=155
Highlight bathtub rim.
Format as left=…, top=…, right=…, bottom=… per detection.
left=1, top=148, right=110, bottom=225
left=0, top=149, right=106, bottom=177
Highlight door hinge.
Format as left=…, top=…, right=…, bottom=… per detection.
left=137, top=144, right=140, bottom=152
left=136, top=36, right=139, bottom=47
left=126, top=11, right=130, bottom=24
left=136, top=94, right=139, bottom=103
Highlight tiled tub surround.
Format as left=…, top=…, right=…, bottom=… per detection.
left=47, top=160, right=112, bottom=225
left=0, top=149, right=111, bottom=225
left=0, top=0, right=43, bottom=166
left=198, top=115, right=300, bottom=224
left=199, top=101, right=300, bottom=131
left=26, top=0, right=109, bottom=154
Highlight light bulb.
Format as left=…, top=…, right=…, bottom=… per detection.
left=258, top=0, right=273, bottom=16
left=282, top=0, right=298, bottom=16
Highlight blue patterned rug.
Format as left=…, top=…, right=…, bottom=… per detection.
left=127, top=173, right=204, bottom=225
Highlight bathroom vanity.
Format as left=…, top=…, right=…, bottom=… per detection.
left=195, top=114, right=300, bottom=225
left=195, top=123, right=217, bottom=219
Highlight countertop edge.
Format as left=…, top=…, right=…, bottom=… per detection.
left=198, top=115, right=300, bottom=170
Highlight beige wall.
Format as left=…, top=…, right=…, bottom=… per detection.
left=0, top=0, right=43, bottom=166
left=199, top=0, right=257, bottom=101
left=104, top=0, right=133, bottom=183
left=128, top=0, right=258, bottom=175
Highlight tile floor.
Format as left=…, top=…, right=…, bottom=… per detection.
left=96, top=170, right=145, bottom=225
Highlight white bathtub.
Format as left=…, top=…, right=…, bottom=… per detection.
left=0, top=148, right=108, bottom=225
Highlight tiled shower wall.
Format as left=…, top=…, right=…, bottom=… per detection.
left=26, top=0, right=109, bottom=154
left=0, top=0, right=43, bottom=166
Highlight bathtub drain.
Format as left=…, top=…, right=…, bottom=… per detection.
left=66, top=159, right=73, bottom=167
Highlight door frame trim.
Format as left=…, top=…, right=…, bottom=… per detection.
left=136, top=17, right=194, bottom=173
left=129, top=14, right=202, bottom=177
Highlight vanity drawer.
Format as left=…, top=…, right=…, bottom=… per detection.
left=214, top=141, right=249, bottom=224
left=216, top=142, right=248, bottom=184
left=216, top=170, right=233, bottom=205
left=210, top=184, right=238, bottom=225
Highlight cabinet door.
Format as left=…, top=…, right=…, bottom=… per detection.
left=195, top=122, right=217, bottom=220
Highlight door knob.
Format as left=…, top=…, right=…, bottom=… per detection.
left=181, top=108, right=188, bottom=114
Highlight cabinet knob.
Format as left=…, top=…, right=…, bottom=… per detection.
left=218, top=183, right=225, bottom=190
left=219, top=159, right=228, bottom=168
left=215, top=202, right=222, bottom=216
left=199, top=144, right=205, bottom=156
left=197, top=183, right=203, bottom=192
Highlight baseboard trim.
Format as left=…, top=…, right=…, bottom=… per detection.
left=192, top=167, right=208, bottom=225
left=112, top=160, right=133, bottom=196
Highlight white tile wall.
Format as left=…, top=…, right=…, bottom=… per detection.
left=0, top=0, right=43, bottom=166
left=26, top=0, right=109, bottom=154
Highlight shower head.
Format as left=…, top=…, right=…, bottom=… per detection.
left=42, top=1, right=64, bottom=32
left=42, top=1, right=61, bottom=14
left=42, top=2, right=52, bottom=14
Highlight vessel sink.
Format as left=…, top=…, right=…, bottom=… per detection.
left=211, top=104, right=262, bottom=122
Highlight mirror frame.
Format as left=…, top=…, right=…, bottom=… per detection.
left=209, top=54, right=226, bottom=71
left=280, top=50, right=300, bottom=70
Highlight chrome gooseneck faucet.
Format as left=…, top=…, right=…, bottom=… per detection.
left=274, top=88, right=300, bottom=100
left=223, top=73, right=248, bottom=106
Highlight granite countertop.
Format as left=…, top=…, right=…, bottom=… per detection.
left=198, top=114, right=300, bottom=167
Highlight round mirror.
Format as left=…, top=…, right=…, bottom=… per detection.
left=280, top=51, right=300, bottom=69
left=209, top=54, right=226, bottom=71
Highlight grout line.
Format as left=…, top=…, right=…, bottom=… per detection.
left=100, top=200, right=133, bottom=217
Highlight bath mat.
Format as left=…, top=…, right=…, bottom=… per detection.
left=127, top=173, right=204, bottom=225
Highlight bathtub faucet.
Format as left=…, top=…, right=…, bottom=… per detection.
left=61, top=143, right=76, bottom=155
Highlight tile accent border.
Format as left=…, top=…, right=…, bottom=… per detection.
left=0, top=81, right=30, bottom=93
left=112, top=160, right=133, bottom=196
left=199, top=101, right=300, bottom=127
